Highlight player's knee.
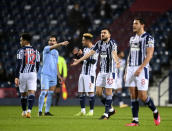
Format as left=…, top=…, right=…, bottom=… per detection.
left=40, top=90, right=47, bottom=97
left=96, top=90, right=102, bottom=97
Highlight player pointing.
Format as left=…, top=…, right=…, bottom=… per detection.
left=38, top=35, right=69, bottom=116
left=72, top=28, right=120, bottom=120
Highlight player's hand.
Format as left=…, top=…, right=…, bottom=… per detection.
left=58, top=76, right=63, bottom=84
left=71, top=59, right=80, bottom=66
left=61, top=41, right=69, bottom=46
left=15, top=78, right=19, bottom=87
left=116, top=62, right=120, bottom=68
left=78, top=49, right=83, bottom=55
left=134, top=66, right=143, bottom=76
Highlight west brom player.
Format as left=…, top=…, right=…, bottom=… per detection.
left=113, top=51, right=128, bottom=108
left=38, top=35, right=69, bottom=116
left=71, top=28, right=120, bottom=120
left=15, top=33, right=40, bottom=118
left=74, top=33, right=99, bottom=116
left=125, top=18, right=160, bottom=126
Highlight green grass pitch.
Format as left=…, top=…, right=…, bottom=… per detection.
left=0, top=106, right=172, bottom=131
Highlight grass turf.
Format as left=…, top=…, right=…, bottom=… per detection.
left=0, top=106, right=172, bottom=131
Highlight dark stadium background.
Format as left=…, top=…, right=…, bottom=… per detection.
left=0, top=0, right=172, bottom=106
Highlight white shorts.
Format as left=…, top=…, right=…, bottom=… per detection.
left=78, top=74, right=95, bottom=92
left=19, top=72, right=37, bottom=93
left=125, top=66, right=149, bottom=91
left=113, top=78, right=122, bottom=90
left=96, top=72, right=116, bottom=89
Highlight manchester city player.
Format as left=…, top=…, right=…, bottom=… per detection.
left=38, top=35, right=69, bottom=116
left=125, top=18, right=160, bottom=126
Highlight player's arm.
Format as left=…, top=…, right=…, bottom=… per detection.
left=36, top=50, right=40, bottom=72
left=134, top=47, right=154, bottom=76
left=71, top=50, right=96, bottom=66
left=15, top=50, right=23, bottom=87
left=50, top=41, right=69, bottom=50
left=112, top=50, right=120, bottom=68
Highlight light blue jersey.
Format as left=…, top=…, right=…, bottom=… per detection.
left=41, top=46, right=59, bottom=78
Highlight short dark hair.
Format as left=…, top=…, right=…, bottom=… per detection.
left=21, top=33, right=32, bottom=42
left=83, top=33, right=93, bottom=41
left=49, top=34, right=57, bottom=41
left=101, top=27, right=111, bottom=34
left=134, top=17, right=145, bottom=25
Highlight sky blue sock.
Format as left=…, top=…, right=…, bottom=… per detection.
left=38, top=91, right=47, bottom=112
left=45, top=91, right=54, bottom=113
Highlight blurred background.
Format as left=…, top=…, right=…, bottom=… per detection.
left=0, top=0, right=172, bottom=106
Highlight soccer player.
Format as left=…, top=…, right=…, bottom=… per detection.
left=38, top=35, right=69, bottom=116
left=74, top=33, right=99, bottom=116
left=125, top=18, right=160, bottom=126
left=15, top=33, right=40, bottom=118
left=71, top=28, right=120, bottom=119
left=113, top=51, right=128, bottom=108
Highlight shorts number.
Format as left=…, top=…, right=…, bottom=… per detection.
left=107, top=78, right=113, bottom=85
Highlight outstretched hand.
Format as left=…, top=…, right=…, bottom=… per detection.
left=61, top=41, right=69, bottom=46
left=71, top=59, right=80, bottom=66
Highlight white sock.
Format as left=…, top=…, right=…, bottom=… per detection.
left=104, top=113, right=108, bottom=117
left=81, top=108, right=86, bottom=113
left=133, top=117, right=139, bottom=122
left=27, top=109, right=31, bottom=113
left=89, top=110, right=93, bottom=113
left=109, top=107, right=114, bottom=112
left=153, top=109, right=158, bottom=113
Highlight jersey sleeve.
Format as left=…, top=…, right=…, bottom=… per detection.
left=112, top=40, right=117, bottom=52
left=15, top=49, right=23, bottom=78
left=93, top=41, right=100, bottom=52
left=146, top=35, right=154, bottom=48
left=44, top=46, right=51, bottom=53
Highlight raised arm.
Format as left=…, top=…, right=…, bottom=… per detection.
left=71, top=50, right=96, bottom=66
left=50, top=41, right=69, bottom=50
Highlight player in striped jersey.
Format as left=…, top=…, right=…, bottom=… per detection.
left=15, top=33, right=40, bottom=118
left=71, top=28, right=120, bottom=120
left=125, top=18, right=160, bottom=126
left=73, top=33, right=98, bottom=116
left=38, top=35, right=69, bottom=116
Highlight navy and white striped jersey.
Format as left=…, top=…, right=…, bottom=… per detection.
left=128, top=32, right=154, bottom=67
left=93, top=39, right=117, bottom=73
left=15, top=46, right=40, bottom=78
left=81, top=47, right=99, bottom=76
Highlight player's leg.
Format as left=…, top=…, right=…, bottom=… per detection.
left=75, top=75, right=86, bottom=116
left=20, top=92, right=28, bottom=117
left=125, top=67, right=139, bottom=126
left=96, top=73, right=106, bottom=105
left=86, top=75, right=96, bottom=116
left=26, top=72, right=37, bottom=118
left=19, top=73, right=27, bottom=117
left=45, top=85, right=56, bottom=116
left=116, top=88, right=128, bottom=108
left=38, top=75, right=49, bottom=116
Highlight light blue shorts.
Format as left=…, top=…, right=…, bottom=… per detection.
left=41, top=74, right=57, bottom=90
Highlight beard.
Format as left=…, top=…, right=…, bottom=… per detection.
left=101, top=37, right=108, bottom=41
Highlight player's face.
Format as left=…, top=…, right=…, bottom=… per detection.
left=101, top=30, right=111, bottom=41
left=133, top=20, right=144, bottom=33
left=48, top=37, right=57, bottom=46
left=82, top=37, right=87, bottom=46
left=20, top=37, right=25, bottom=46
